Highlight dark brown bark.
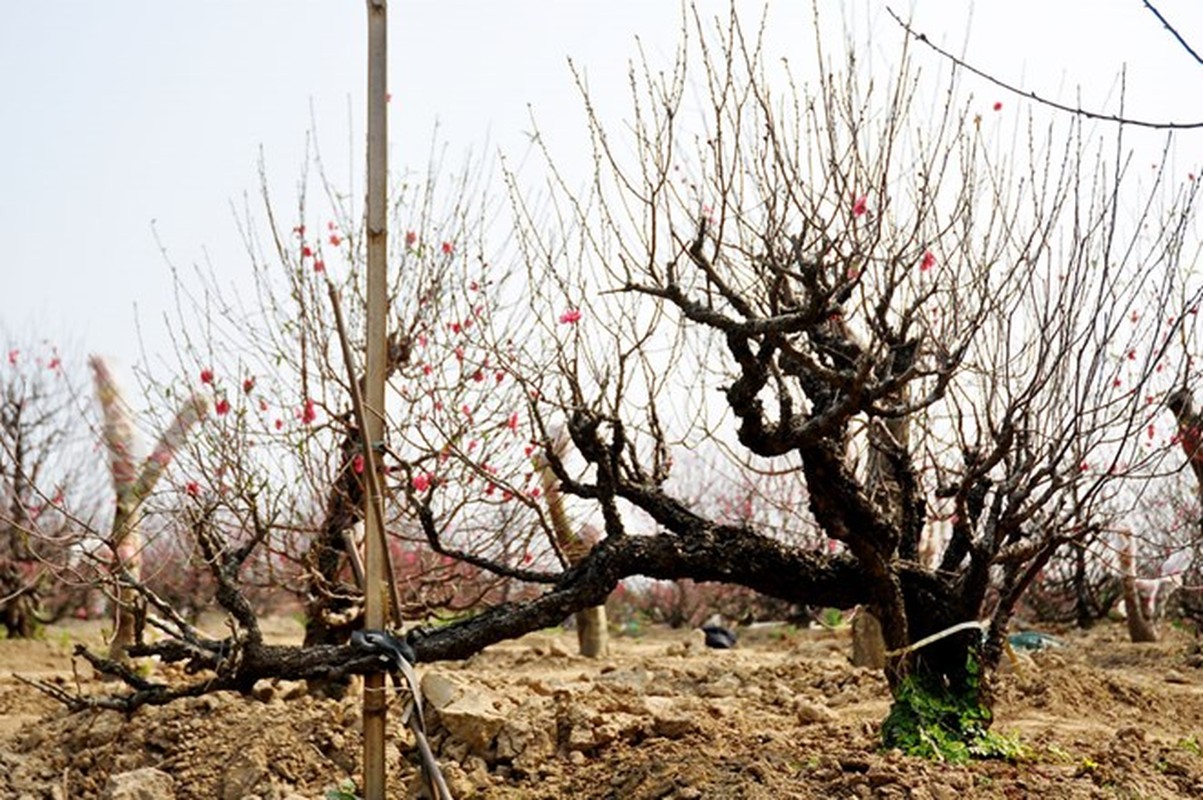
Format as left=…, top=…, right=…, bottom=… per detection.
left=301, top=332, right=412, bottom=658
left=1168, top=388, right=1203, bottom=542
left=302, top=415, right=366, bottom=650
left=53, top=525, right=874, bottom=712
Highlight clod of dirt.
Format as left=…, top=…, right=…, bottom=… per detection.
left=795, top=699, right=837, bottom=724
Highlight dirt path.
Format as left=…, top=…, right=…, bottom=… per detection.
left=2, top=619, right=1202, bottom=798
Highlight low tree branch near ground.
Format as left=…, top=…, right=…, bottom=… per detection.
left=23, top=515, right=863, bottom=711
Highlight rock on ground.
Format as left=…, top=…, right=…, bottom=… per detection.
left=104, top=768, right=174, bottom=800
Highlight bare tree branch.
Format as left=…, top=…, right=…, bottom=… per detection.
left=1141, top=0, right=1203, bottom=67
left=888, top=6, right=1203, bottom=129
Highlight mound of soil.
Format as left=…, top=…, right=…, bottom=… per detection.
left=2, top=618, right=1203, bottom=798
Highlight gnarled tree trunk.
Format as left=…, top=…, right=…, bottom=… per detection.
left=301, top=332, right=411, bottom=665
left=855, top=346, right=912, bottom=671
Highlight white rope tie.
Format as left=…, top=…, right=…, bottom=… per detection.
left=883, top=620, right=988, bottom=658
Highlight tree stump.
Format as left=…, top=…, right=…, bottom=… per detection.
left=852, top=610, right=886, bottom=669
left=575, top=606, right=609, bottom=658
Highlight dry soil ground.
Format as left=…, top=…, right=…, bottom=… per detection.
left=2, top=617, right=1203, bottom=799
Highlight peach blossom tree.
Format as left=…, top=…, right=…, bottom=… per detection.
left=45, top=8, right=1203, bottom=763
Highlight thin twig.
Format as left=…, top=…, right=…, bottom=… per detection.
left=326, top=283, right=405, bottom=628
left=1141, top=0, right=1203, bottom=67
left=887, top=6, right=1203, bottom=130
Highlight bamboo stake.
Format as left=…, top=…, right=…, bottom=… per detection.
left=363, top=0, right=389, bottom=796
left=331, top=286, right=447, bottom=797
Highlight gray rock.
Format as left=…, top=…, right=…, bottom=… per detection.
left=421, top=671, right=507, bottom=758
left=103, top=767, right=175, bottom=800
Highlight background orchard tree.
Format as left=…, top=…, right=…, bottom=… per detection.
left=1155, top=387, right=1203, bottom=630
left=90, top=356, right=207, bottom=662
left=1019, top=361, right=1203, bottom=640
left=1023, top=532, right=1124, bottom=628
left=87, top=148, right=584, bottom=679
left=37, top=145, right=621, bottom=704
left=0, top=340, right=101, bottom=637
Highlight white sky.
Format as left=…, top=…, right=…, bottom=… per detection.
left=3, top=1, right=1202, bottom=390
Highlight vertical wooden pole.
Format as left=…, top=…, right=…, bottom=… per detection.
left=363, top=1, right=389, bottom=798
